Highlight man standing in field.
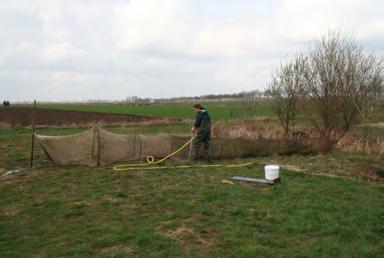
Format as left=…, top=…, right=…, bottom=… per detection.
left=191, top=104, right=212, bottom=162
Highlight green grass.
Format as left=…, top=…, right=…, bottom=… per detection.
left=0, top=163, right=383, bottom=258
left=1, top=125, right=384, bottom=257
left=28, top=101, right=276, bottom=120
left=30, top=99, right=383, bottom=122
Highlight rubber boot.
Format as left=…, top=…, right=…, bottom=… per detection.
left=192, top=148, right=199, bottom=162
left=205, top=148, right=211, bottom=163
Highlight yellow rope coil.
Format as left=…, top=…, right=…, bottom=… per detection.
left=113, top=136, right=196, bottom=171
left=112, top=135, right=255, bottom=171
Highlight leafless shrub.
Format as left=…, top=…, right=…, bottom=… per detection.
left=354, top=68, right=383, bottom=140
left=302, top=31, right=383, bottom=146
left=268, top=31, right=383, bottom=148
left=268, top=55, right=306, bottom=135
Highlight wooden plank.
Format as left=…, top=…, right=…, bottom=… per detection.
left=231, top=176, right=279, bottom=185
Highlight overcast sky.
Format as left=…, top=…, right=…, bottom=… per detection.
left=1, top=0, right=383, bottom=101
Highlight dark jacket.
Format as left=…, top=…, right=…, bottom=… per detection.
left=194, top=108, right=211, bottom=131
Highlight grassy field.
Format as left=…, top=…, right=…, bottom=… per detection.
left=1, top=101, right=383, bottom=257
left=30, top=101, right=276, bottom=121
left=26, top=99, right=384, bottom=122
left=1, top=123, right=384, bottom=257
left=1, top=161, right=383, bottom=258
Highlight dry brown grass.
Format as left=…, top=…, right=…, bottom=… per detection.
left=155, top=214, right=216, bottom=257
left=358, top=122, right=384, bottom=128
left=157, top=225, right=212, bottom=247
left=212, top=119, right=317, bottom=140
left=213, top=119, right=283, bottom=140
left=0, top=122, right=12, bottom=128
left=91, top=245, right=133, bottom=256
left=1, top=206, right=21, bottom=216
left=213, top=119, right=384, bottom=155
left=336, top=135, right=384, bottom=155
left=156, top=223, right=214, bottom=258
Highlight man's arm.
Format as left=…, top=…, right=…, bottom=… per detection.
left=192, top=112, right=202, bottom=134
left=194, top=112, right=202, bottom=128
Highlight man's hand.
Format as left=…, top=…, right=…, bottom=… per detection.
left=191, top=127, right=197, bottom=134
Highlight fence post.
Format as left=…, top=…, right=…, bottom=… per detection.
left=30, top=99, right=36, bottom=168
left=96, top=127, right=101, bottom=167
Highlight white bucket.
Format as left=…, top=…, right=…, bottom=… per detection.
left=264, top=165, right=280, bottom=180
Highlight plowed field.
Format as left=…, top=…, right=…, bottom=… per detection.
left=0, top=107, right=172, bottom=127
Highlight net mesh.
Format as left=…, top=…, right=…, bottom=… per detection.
left=98, top=127, right=140, bottom=165
left=35, top=128, right=97, bottom=166
left=139, top=134, right=173, bottom=158
left=35, top=127, right=322, bottom=166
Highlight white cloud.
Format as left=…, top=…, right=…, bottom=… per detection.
left=40, top=42, right=85, bottom=62
left=37, top=0, right=68, bottom=42
left=0, top=0, right=383, bottom=101
left=0, top=0, right=35, bottom=10
left=0, top=41, right=36, bottom=59
left=358, top=19, right=384, bottom=39
left=276, top=0, right=384, bottom=41
left=192, top=23, right=269, bottom=56
left=112, top=0, right=189, bottom=52
left=35, top=0, right=85, bottom=62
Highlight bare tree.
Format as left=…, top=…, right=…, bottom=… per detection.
left=267, top=31, right=383, bottom=149
left=269, top=55, right=306, bottom=135
left=354, top=61, right=383, bottom=140
left=302, top=31, right=383, bottom=147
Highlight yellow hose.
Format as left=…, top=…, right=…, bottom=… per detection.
left=112, top=135, right=255, bottom=171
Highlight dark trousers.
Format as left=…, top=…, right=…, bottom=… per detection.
left=192, top=129, right=211, bottom=161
